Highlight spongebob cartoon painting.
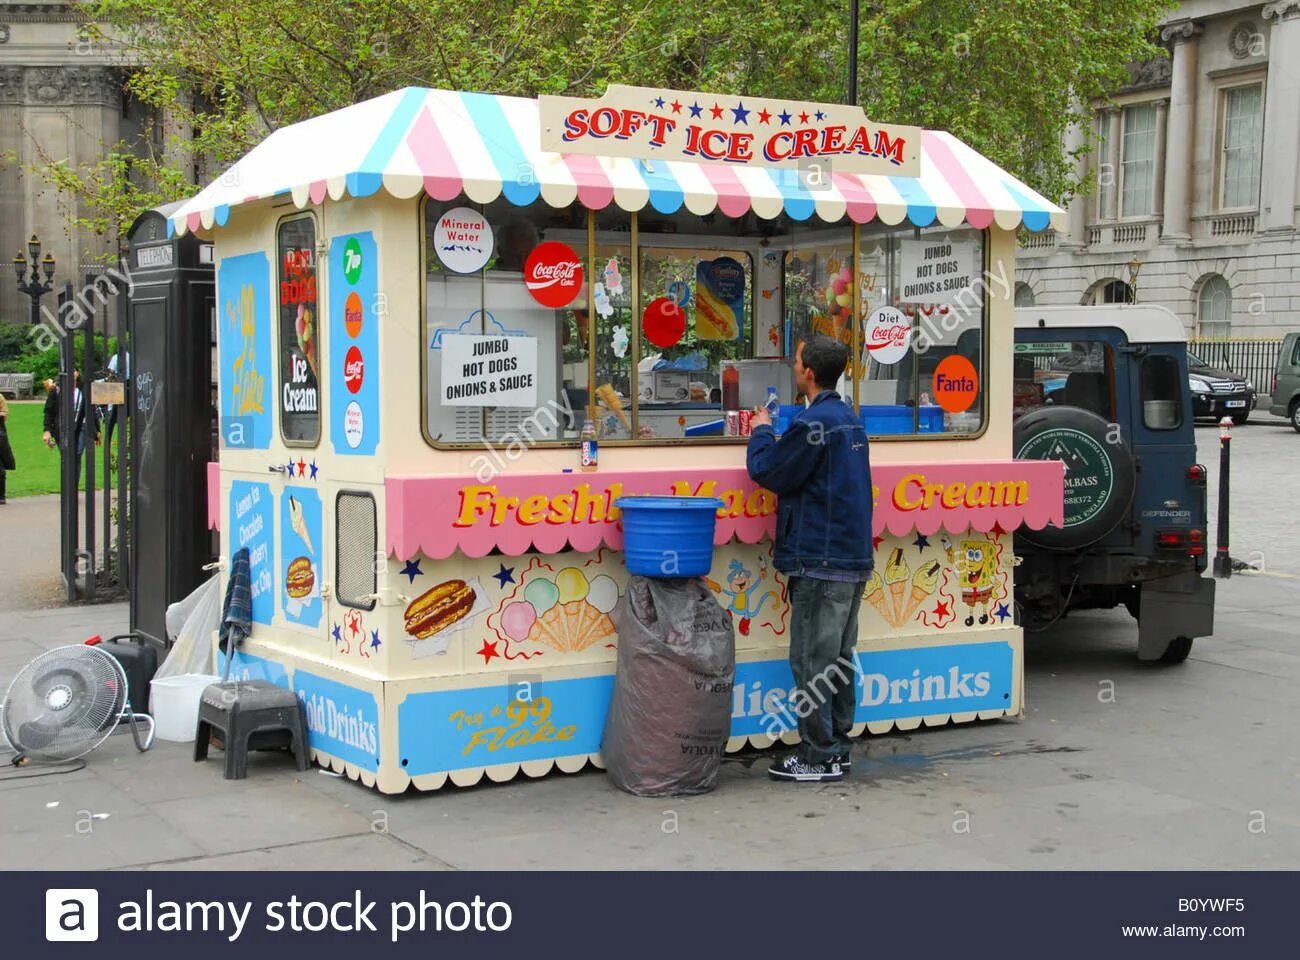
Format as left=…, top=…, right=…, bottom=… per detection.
left=949, top=536, right=999, bottom=626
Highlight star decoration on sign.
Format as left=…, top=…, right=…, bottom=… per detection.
left=285, top=459, right=296, bottom=476
left=689, top=101, right=703, bottom=118
left=990, top=521, right=1007, bottom=538
left=331, top=623, right=342, bottom=643
left=493, top=563, right=516, bottom=587
left=670, top=99, right=682, bottom=114
left=913, top=533, right=930, bottom=551
left=309, top=459, right=319, bottom=480
left=477, top=639, right=500, bottom=664
left=400, top=558, right=423, bottom=584
left=814, top=109, right=825, bottom=121
left=371, top=628, right=382, bottom=649
left=345, top=609, right=363, bottom=639
left=872, top=535, right=885, bottom=551
left=933, top=600, right=951, bottom=618
left=709, top=102, right=724, bottom=119
left=731, top=101, right=750, bottom=124
left=994, top=602, right=1012, bottom=623
left=798, top=111, right=810, bottom=124
left=757, top=108, right=772, bottom=124
left=297, top=457, right=307, bottom=477
left=777, top=109, right=792, bottom=126
left=654, top=96, right=665, bottom=109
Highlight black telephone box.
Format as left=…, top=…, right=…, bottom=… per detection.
left=126, top=204, right=217, bottom=645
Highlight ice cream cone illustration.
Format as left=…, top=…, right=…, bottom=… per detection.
left=884, top=547, right=910, bottom=623
left=596, top=383, right=630, bottom=432
left=862, top=570, right=895, bottom=626
left=288, top=495, right=314, bottom=555
left=902, top=560, right=943, bottom=622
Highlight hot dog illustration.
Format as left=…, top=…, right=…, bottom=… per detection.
left=404, top=578, right=476, bottom=639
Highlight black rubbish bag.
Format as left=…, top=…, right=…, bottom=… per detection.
left=602, top=575, right=736, bottom=797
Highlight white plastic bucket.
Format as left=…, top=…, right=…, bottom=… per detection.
left=150, top=673, right=219, bottom=742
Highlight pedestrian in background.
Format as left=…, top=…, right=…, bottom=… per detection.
left=0, top=392, right=14, bottom=504
left=746, top=335, right=874, bottom=782
left=42, top=370, right=99, bottom=480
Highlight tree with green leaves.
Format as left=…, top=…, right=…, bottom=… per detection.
left=16, top=0, right=1168, bottom=248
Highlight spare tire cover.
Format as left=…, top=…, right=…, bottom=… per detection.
left=1014, top=406, right=1136, bottom=550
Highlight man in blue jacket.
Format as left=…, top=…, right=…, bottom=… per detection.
left=747, top=335, right=873, bottom=782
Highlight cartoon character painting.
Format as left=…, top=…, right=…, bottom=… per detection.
left=950, top=536, right=999, bottom=626
left=707, top=558, right=778, bottom=635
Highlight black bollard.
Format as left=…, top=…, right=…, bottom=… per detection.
left=1213, top=416, right=1232, bottom=579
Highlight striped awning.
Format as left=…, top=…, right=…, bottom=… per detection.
left=169, top=86, right=1064, bottom=237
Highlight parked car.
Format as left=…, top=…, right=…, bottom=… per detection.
left=1012, top=306, right=1216, bottom=663
left=1187, top=349, right=1256, bottom=424
left=1268, top=332, right=1300, bottom=432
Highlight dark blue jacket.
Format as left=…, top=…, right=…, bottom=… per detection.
left=746, top=391, right=874, bottom=576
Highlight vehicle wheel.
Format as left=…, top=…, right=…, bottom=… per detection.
left=1231, top=412, right=1249, bottom=426
left=1158, top=635, right=1193, bottom=664
left=1014, top=406, right=1137, bottom=551
left=1291, top=401, right=1300, bottom=434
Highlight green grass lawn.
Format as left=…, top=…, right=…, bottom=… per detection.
left=2, top=400, right=119, bottom=498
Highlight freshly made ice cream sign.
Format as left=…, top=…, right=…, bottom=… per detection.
left=540, top=85, right=921, bottom=177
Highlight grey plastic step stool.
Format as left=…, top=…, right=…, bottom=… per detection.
left=193, top=680, right=310, bottom=779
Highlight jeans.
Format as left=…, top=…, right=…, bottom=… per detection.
left=787, top=576, right=864, bottom=763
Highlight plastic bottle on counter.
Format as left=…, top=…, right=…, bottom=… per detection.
left=764, top=386, right=780, bottom=418
left=580, top=419, right=599, bottom=472
left=721, top=364, right=740, bottom=410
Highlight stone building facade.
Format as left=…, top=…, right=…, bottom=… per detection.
left=0, top=1, right=152, bottom=328
left=1017, top=0, right=1300, bottom=341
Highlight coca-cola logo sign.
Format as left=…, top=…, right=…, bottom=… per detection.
left=344, top=345, right=364, bottom=394
left=864, top=306, right=912, bottom=365
left=523, top=241, right=584, bottom=308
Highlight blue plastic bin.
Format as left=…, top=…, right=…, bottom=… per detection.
left=773, top=403, right=945, bottom=435
left=615, top=496, right=726, bottom=578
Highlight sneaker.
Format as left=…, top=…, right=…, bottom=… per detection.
left=768, top=752, right=843, bottom=782
left=835, top=751, right=852, bottom=771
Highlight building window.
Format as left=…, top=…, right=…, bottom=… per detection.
left=1014, top=282, right=1035, bottom=307
left=1120, top=103, right=1158, bottom=218
left=1096, top=113, right=1114, bottom=219
left=1196, top=275, right=1231, bottom=339
left=1221, top=84, right=1262, bottom=209
left=1091, top=279, right=1134, bottom=305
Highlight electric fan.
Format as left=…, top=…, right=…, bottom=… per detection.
left=1, top=644, right=155, bottom=765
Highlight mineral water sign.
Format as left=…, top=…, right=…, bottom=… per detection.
left=440, top=334, right=538, bottom=407
left=899, top=236, right=981, bottom=306
left=540, top=84, right=921, bottom=177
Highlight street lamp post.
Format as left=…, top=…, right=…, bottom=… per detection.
left=1126, top=256, right=1143, bottom=303
left=13, top=234, right=57, bottom=325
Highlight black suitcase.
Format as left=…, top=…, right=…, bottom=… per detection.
left=97, top=633, right=160, bottom=715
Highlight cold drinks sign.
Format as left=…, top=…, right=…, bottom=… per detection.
left=540, top=84, right=921, bottom=177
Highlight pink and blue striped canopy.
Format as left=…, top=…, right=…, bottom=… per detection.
left=169, top=87, right=1064, bottom=236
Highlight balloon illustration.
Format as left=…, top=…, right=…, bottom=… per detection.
left=555, top=567, right=589, bottom=604
left=523, top=577, right=560, bottom=614
left=643, top=297, right=686, bottom=348
left=501, top=601, right=537, bottom=641
left=587, top=575, right=619, bottom=614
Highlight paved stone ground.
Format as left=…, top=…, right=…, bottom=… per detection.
left=0, top=417, right=1296, bottom=869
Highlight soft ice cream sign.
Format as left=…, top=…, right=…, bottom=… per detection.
left=541, top=84, right=921, bottom=176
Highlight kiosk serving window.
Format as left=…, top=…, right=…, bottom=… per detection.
left=422, top=197, right=989, bottom=447
left=277, top=214, right=321, bottom=445
left=423, top=198, right=589, bottom=446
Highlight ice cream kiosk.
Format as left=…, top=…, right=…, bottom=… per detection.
left=174, top=85, right=1066, bottom=792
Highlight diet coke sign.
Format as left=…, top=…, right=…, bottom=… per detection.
left=864, top=306, right=912, bottom=365
left=523, top=241, right=584, bottom=308
left=344, top=345, right=364, bottom=394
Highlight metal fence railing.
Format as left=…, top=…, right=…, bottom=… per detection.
left=1187, top=338, right=1283, bottom=397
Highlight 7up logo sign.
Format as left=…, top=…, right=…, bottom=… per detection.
left=343, top=238, right=363, bottom=284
